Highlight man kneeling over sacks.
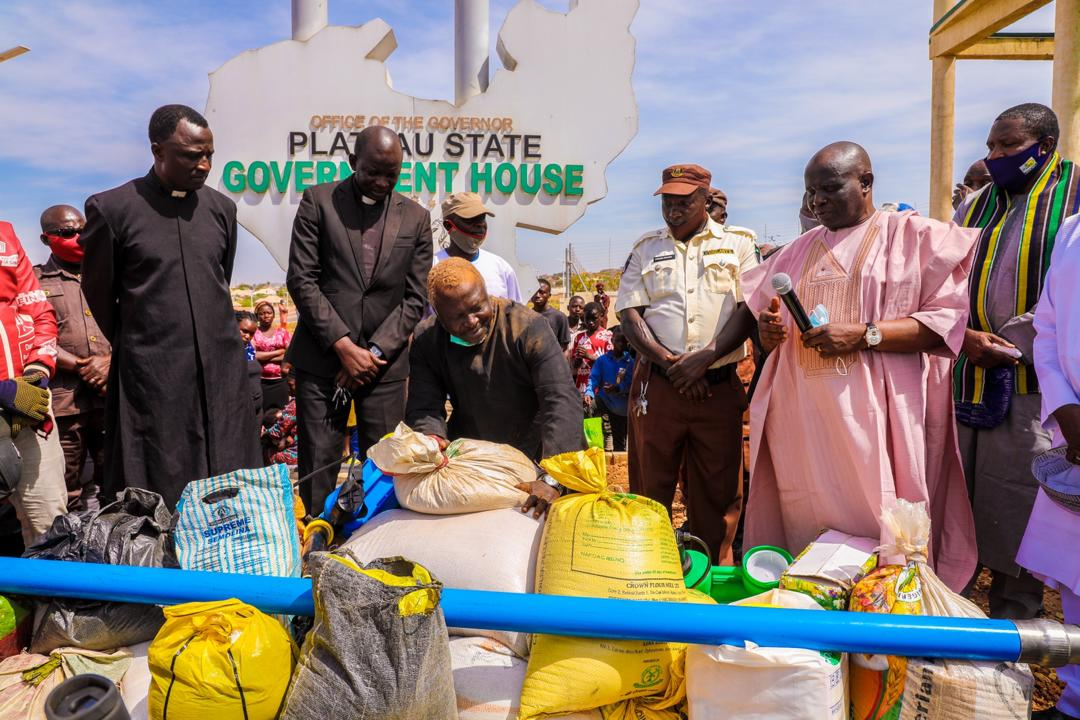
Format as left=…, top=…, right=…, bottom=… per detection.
left=406, top=257, right=586, bottom=517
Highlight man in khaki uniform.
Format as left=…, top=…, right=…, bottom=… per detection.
left=35, top=205, right=111, bottom=511
left=616, top=164, right=758, bottom=563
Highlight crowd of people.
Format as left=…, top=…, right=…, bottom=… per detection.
left=0, top=99, right=1079, bottom=718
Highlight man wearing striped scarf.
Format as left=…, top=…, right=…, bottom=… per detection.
left=953, top=103, right=1080, bottom=619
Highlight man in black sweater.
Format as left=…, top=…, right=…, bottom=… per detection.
left=407, top=258, right=585, bottom=517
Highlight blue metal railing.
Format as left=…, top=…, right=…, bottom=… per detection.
left=0, top=557, right=1068, bottom=664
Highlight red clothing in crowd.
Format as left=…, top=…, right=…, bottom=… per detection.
left=0, top=222, right=58, bottom=380
left=253, top=326, right=291, bottom=380
left=572, top=327, right=612, bottom=394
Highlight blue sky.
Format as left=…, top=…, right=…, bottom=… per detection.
left=0, top=0, right=1058, bottom=282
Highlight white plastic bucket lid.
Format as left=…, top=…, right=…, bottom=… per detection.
left=744, top=548, right=790, bottom=584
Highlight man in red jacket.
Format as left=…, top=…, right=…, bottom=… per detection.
left=0, top=220, right=67, bottom=545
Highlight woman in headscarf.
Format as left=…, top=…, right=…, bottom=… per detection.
left=252, top=299, right=291, bottom=412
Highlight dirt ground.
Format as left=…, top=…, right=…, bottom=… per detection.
left=605, top=454, right=1064, bottom=711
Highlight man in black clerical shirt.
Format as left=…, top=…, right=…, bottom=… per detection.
left=287, top=125, right=432, bottom=512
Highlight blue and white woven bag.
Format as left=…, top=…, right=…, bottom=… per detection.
left=174, top=464, right=301, bottom=578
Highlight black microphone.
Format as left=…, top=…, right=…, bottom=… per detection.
left=770, top=272, right=812, bottom=333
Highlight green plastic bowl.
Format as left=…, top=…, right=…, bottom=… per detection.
left=709, top=566, right=754, bottom=604
left=741, top=545, right=794, bottom=595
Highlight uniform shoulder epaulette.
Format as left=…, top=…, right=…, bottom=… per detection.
left=724, top=225, right=758, bottom=241
left=630, top=228, right=667, bottom=249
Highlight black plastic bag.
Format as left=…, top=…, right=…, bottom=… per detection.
left=23, top=488, right=176, bottom=653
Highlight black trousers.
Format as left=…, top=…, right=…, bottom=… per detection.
left=261, top=377, right=291, bottom=414
left=595, top=395, right=627, bottom=451
left=295, top=371, right=405, bottom=514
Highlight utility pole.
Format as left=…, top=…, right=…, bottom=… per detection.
left=564, top=245, right=572, bottom=296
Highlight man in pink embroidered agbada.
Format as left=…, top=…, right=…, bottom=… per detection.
left=738, top=142, right=979, bottom=590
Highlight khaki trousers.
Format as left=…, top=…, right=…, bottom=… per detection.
left=8, top=426, right=67, bottom=547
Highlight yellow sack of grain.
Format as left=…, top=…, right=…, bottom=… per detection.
left=518, top=448, right=689, bottom=720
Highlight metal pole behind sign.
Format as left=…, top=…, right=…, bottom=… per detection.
left=455, top=0, right=489, bottom=105
left=292, top=0, right=328, bottom=42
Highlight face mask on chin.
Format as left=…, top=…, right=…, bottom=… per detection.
left=435, top=308, right=487, bottom=347
left=447, top=220, right=486, bottom=256
left=449, top=333, right=480, bottom=347
left=985, top=141, right=1051, bottom=194
left=45, top=234, right=84, bottom=264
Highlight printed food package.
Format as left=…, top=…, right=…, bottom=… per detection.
left=897, top=657, right=1032, bottom=720
left=849, top=563, right=923, bottom=720
left=174, top=464, right=301, bottom=579
left=779, top=529, right=878, bottom=610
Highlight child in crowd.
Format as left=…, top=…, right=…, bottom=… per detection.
left=585, top=325, right=634, bottom=451
left=262, top=366, right=298, bottom=466
left=236, top=311, right=262, bottom=418
left=572, top=302, right=613, bottom=396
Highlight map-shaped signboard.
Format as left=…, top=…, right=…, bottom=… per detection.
left=204, top=0, right=639, bottom=276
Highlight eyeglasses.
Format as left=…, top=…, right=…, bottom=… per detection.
left=46, top=227, right=83, bottom=239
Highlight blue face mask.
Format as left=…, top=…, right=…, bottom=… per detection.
left=985, top=141, right=1050, bottom=194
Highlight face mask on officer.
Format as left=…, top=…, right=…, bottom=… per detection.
left=44, top=230, right=85, bottom=264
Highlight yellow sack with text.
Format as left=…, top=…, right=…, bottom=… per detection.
left=519, top=449, right=689, bottom=720
left=147, top=599, right=296, bottom=720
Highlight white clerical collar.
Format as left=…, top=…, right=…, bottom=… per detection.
left=171, top=190, right=188, bottom=198
left=361, top=195, right=376, bottom=205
